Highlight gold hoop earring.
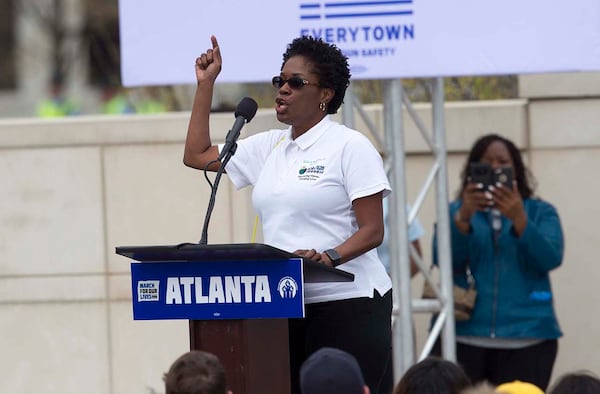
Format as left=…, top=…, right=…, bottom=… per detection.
left=319, top=102, right=327, bottom=112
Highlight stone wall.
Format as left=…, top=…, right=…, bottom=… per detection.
left=1, top=85, right=599, bottom=392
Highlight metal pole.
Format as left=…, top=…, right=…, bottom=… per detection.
left=384, top=79, right=415, bottom=377
left=342, top=84, right=355, bottom=128
left=431, top=77, right=456, bottom=362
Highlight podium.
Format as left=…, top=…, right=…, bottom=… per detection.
left=116, top=243, right=353, bottom=394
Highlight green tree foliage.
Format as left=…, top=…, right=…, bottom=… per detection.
left=442, top=76, right=518, bottom=101
left=353, top=76, right=518, bottom=104
left=245, top=76, right=518, bottom=110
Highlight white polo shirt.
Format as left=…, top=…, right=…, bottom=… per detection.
left=222, top=116, right=392, bottom=304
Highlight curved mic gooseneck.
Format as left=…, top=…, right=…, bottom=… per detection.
left=199, top=97, right=258, bottom=245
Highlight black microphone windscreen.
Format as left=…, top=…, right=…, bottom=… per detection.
left=234, top=97, right=258, bottom=122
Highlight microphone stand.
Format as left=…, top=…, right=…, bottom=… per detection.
left=199, top=143, right=237, bottom=245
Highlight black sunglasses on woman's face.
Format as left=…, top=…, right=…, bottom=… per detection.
left=272, top=76, right=317, bottom=89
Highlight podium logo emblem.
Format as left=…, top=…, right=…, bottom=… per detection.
left=277, top=276, right=298, bottom=299
left=137, top=280, right=160, bottom=302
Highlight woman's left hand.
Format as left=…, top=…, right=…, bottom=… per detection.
left=293, top=248, right=323, bottom=262
left=490, top=181, right=528, bottom=235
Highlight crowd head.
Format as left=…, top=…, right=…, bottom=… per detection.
left=547, top=371, right=600, bottom=394
left=300, top=347, right=370, bottom=394
left=495, top=380, right=544, bottom=394
left=163, top=350, right=230, bottom=394
left=393, top=357, right=471, bottom=394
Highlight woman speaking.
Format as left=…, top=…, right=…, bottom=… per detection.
left=184, top=35, right=393, bottom=394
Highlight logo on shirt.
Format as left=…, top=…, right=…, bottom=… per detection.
left=298, top=159, right=326, bottom=181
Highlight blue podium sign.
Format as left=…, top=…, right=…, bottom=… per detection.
left=131, top=258, right=304, bottom=320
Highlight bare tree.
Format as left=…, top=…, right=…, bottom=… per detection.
left=15, top=0, right=82, bottom=82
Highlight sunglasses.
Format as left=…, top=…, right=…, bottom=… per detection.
left=272, top=76, right=317, bottom=89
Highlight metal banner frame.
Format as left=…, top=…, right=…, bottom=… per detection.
left=342, top=78, right=455, bottom=378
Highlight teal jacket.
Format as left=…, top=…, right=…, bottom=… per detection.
left=435, top=198, right=563, bottom=339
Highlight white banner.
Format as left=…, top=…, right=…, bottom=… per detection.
left=119, top=0, right=600, bottom=86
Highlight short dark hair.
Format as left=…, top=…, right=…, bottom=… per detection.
left=458, top=133, right=535, bottom=199
left=163, top=350, right=227, bottom=394
left=393, top=357, right=471, bottom=394
left=282, top=36, right=351, bottom=114
left=548, top=371, right=600, bottom=394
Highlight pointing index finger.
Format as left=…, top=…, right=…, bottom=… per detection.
left=210, top=35, right=222, bottom=63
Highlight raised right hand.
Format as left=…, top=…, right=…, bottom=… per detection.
left=195, top=35, right=222, bottom=84
left=459, top=182, right=492, bottom=221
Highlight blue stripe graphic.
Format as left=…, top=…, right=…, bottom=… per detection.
left=300, top=3, right=321, bottom=8
left=325, top=10, right=412, bottom=18
left=300, top=1, right=413, bottom=20
left=324, top=0, right=412, bottom=7
left=301, top=14, right=322, bottom=19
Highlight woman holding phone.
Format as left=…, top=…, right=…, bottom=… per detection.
left=435, top=133, right=564, bottom=390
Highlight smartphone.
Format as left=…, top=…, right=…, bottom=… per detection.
left=468, top=163, right=493, bottom=189
left=493, top=166, right=513, bottom=188
left=468, top=163, right=513, bottom=189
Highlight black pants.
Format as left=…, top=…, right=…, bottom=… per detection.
left=455, top=340, right=558, bottom=391
left=289, top=290, right=393, bottom=394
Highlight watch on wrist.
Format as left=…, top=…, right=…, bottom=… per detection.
left=323, top=249, right=342, bottom=267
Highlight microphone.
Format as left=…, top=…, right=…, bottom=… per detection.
left=199, top=97, right=257, bottom=245
left=218, top=97, right=258, bottom=161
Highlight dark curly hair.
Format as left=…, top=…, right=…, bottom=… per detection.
left=281, top=36, right=351, bottom=114
left=393, top=357, right=471, bottom=394
left=548, top=371, right=600, bottom=394
left=458, top=133, right=535, bottom=199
